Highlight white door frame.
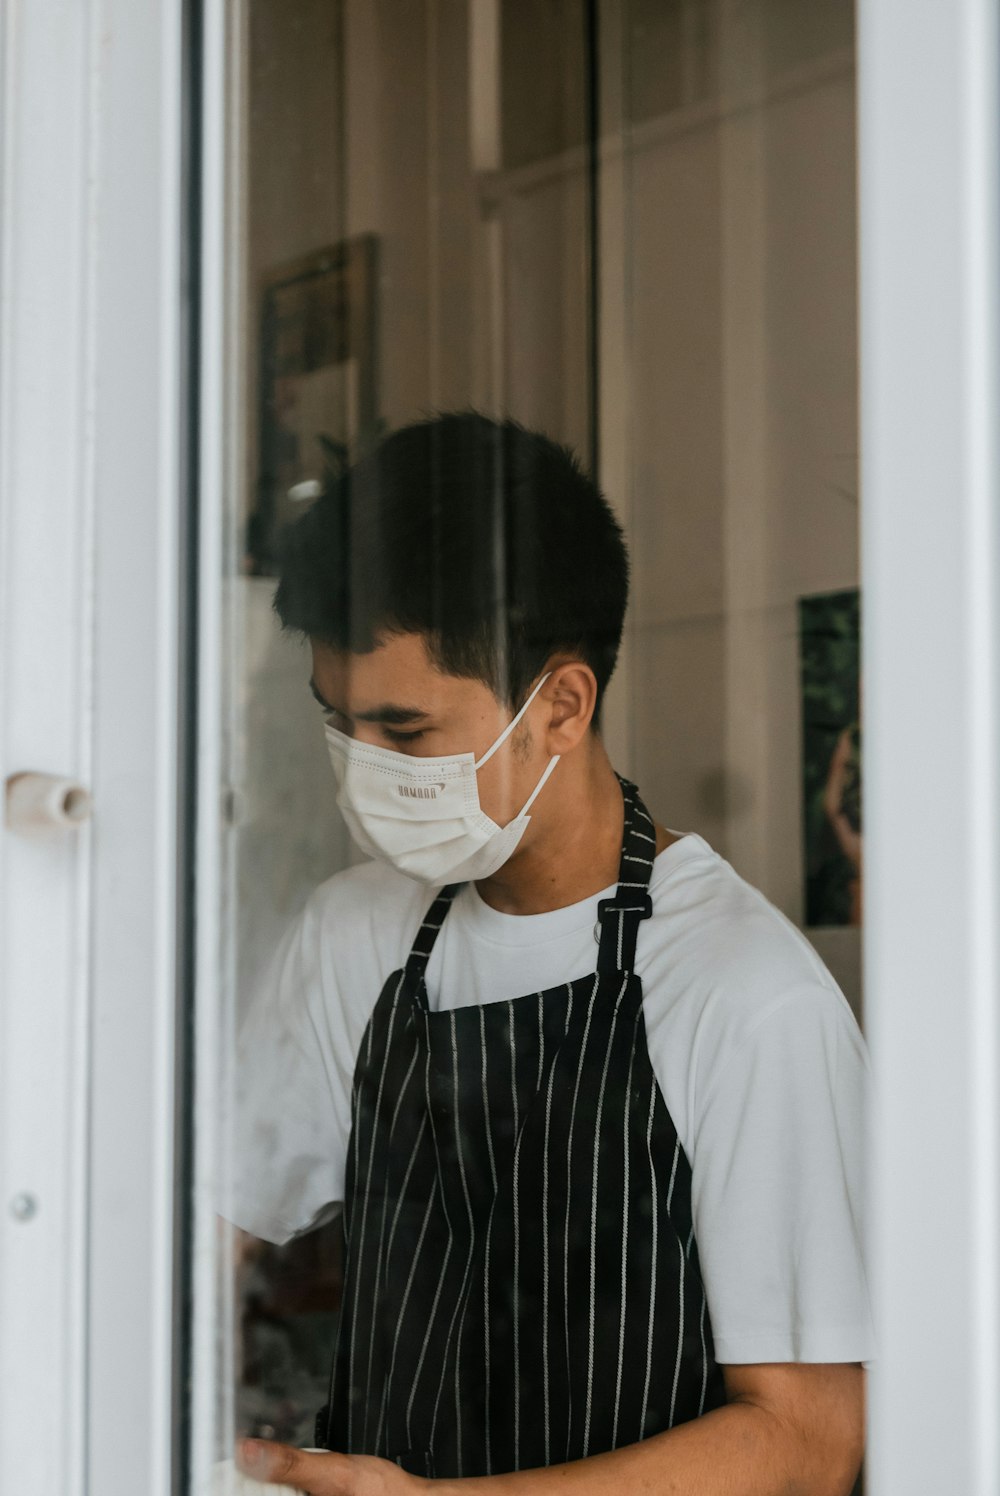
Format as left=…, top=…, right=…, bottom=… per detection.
left=859, top=1, right=1000, bottom=1492
left=0, top=2, right=187, bottom=1494
left=3, top=2, right=1000, bottom=1493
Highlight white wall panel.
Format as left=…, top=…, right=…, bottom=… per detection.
left=0, top=1, right=187, bottom=1493
left=0, top=5, right=94, bottom=1491
left=859, top=0, right=1000, bottom=1490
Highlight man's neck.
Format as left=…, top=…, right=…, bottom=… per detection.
left=474, top=743, right=678, bottom=916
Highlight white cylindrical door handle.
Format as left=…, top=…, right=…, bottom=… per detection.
left=4, top=771, right=93, bottom=834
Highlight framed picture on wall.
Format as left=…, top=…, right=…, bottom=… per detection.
left=798, top=588, right=862, bottom=928
left=248, top=233, right=380, bottom=576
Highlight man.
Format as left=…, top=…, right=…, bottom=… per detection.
left=226, top=412, right=870, bottom=1495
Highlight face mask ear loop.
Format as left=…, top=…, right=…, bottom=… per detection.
left=473, top=671, right=553, bottom=771
left=516, top=752, right=561, bottom=817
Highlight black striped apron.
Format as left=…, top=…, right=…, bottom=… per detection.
left=316, top=775, right=725, bottom=1476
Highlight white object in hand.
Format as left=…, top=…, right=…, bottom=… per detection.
left=208, top=1450, right=326, bottom=1495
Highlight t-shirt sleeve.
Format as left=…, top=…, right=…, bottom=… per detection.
left=689, top=984, right=874, bottom=1365
left=218, top=890, right=353, bottom=1245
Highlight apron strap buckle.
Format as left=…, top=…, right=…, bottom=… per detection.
left=596, top=891, right=653, bottom=973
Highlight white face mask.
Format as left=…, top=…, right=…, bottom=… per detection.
left=324, top=672, right=561, bottom=885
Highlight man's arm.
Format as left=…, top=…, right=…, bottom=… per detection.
left=236, top=1361, right=864, bottom=1496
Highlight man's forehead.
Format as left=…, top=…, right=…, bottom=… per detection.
left=308, top=634, right=485, bottom=718
left=310, top=632, right=437, bottom=692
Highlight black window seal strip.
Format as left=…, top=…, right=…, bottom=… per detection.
left=173, top=0, right=203, bottom=1489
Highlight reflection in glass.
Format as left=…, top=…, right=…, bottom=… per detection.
left=198, top=1, right=863, bottom=1490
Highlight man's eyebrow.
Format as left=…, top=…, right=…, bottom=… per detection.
left=356, top=704, right=431, bottom=725
left=308, top=678, right=429, bottom=725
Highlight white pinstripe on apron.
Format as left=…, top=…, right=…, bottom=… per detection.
left=317, top=775, right=725, bottom=1476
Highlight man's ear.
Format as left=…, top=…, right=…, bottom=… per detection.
left=543, top=661, right=598, bottom=753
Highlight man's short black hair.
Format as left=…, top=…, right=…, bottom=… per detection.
left=272, top=410, right=630, bottom=720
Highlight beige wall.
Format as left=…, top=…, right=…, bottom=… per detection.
left=604, top=4, right=860, bottom=1009
left=232, top=0, right=591, bottom=997
left=344, top=0, right=476, bottom=422
left=231, top=0, right=862, bottom=1013
left=343, top=0, right=589, bottom=442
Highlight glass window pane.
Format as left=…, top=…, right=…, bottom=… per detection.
left=196, top=4, right=867, bottom=1491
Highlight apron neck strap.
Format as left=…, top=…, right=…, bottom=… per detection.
left=596, top=775, right=656, bottom=976
left=401, top=776, right=657, bottom=995
left=402, top=882, right=461, bottom=994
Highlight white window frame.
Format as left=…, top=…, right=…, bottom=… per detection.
left=2, top=1, right=1000, bottom=1493
left=0, top=2, right=187, bottom=1494
left=858, top=0, right=1000, bottom=1492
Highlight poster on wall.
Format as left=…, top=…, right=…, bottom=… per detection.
left=798, top=588, right=862, bottom=927
left=248, top=233, right=380, bottom=575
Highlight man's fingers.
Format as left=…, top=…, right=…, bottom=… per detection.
left=236, top=1438, right=354, bottom=1494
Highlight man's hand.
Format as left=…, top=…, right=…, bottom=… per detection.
left=236, top=1362, right=864, bottom=1496
left=235, top=1439, right=426, bottom=1495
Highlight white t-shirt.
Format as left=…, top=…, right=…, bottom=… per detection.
left=223, top=833, right=874, bottom=1367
